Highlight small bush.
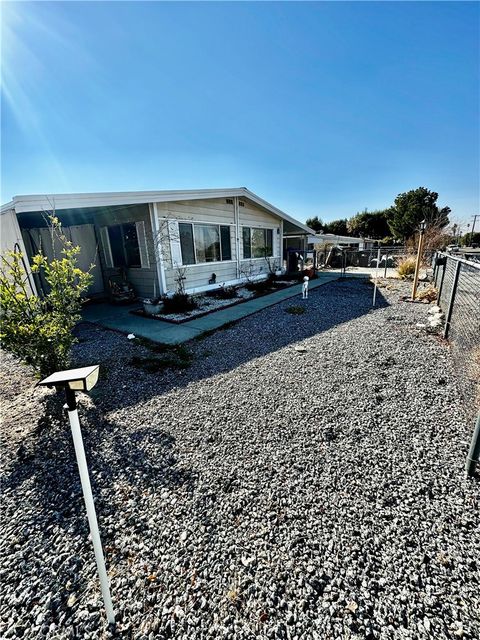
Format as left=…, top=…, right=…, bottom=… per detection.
left=286, top=306, right=306, bottom=315
left=417, top=286, right=438, bottom=302
left=397, top=257, right=417, bottom=279
left=161, top=293, right=198, bottom=314
left=245, top=280, right=272, bottom=293
left=210, top=285, right=238, bottom=300
left=0, top=216, right=93, bottom=376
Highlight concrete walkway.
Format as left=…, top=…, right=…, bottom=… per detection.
left=82, top=273, right=351, bottom=344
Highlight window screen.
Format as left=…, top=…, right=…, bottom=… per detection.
left=243, top=227, right=251, bottom=259
left=220, top=226, right=232, bottom=261
left=179, top=223, right=195, bottom=265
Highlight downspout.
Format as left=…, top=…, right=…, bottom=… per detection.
left=149, top=203, right=167, bottom=295
left=234, top=197, right=241, bottom=279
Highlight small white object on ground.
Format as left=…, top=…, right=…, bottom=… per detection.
left=295, top=345, right=307, bottom=353
left=302, top=276, right=309, bottom=299
left=127, top=334, right=136, bottom=340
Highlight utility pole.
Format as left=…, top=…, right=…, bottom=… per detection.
left=471, top=214, right=479, bottom=237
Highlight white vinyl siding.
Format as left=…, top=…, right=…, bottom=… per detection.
left=100, top=227, right=114, bottom=268
left=135, top=220, right=150, bottom=268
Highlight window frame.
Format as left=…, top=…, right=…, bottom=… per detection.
left=178, top=222, right=233, bottom=266
left=242, top=227, right=275, bottom=259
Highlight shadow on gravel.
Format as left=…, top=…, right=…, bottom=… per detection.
left=78, top=279, right=390, bottom=411
left=2, top=394, right=195, bottom=533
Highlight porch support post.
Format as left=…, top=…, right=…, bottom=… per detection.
left=149, top=203, right=167, bottom=295
left=234, top=196, right=241, bottom=279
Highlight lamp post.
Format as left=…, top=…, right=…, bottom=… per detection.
left=38, top=365, right=115, bottom=625
left=411, top=219, right=426, bottom=301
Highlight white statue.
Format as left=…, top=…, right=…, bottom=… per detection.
left=302, top=276, right=309, bottom=299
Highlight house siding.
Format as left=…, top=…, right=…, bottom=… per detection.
left=155, top=197, right=282, bottom=293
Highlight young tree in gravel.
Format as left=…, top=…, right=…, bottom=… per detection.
left=0, top=216, right=93, bottom=377
left=388, top=187, right=450, bottom=241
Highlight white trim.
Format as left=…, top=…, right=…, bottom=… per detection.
left=170, top=259, right=236, bottom=269
left=160, top=216, right=235, bottom=227
left=135, top=220, right=150, bottom=269
left=3, top=187, right=314, bottom=235
left=234, top=196, right=241, bottom=279
left=99, top=227, right=113, bottom=268
left=150, top=203, right=167, bottom=295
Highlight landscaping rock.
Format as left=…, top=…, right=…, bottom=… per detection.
left=0, top=279, right=478, bottom=640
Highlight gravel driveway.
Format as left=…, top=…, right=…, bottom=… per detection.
left=1, top=279, right=478, bottom=640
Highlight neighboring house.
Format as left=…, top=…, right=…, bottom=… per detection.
left=306, top=233, right=376, bottom=250
left=1, top=188, right=314, bottom=298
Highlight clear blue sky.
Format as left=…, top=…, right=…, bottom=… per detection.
left=2, top=1, right=479, bottom=225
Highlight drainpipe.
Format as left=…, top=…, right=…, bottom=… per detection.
left=234, top=197, right=241, bottom=279
left=149, top=203, right=167, bottom=295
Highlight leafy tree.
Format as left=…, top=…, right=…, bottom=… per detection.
left=388, top=187, right=450, bottom=240
left=347, top=209, right=391, bottom=239
left=460, top=232, right=480, bottom=247
left=0, top=217, right=93, bottom=377
left=305, top=216, right=324, bottom=232
left=324, top=218, right=349, bottom=235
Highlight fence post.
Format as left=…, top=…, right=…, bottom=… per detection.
left=466, top=413, right=480, bottom=476
left=443, top=260, right=461, bottom=339
left=437, top=258, right=447, bottom=302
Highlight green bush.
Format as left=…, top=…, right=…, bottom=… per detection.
left=285, top=306, right=306, bottom=315
left=0, top=217, right=93, bottom=376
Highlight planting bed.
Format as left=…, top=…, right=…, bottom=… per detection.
left=1, top=279, right=478, bottom=640
left=131, top=281, right=297, bottom=324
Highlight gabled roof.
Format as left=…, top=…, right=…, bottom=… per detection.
left=1, top=188, right=315, bottom=235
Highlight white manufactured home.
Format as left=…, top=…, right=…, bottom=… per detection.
left=1, top=188, right=313, bottom=299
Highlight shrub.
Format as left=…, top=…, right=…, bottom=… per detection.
left=209, top=285, right=238, bottom=300
left=245, top=279, right=273, bottom=294
left=161, top=293, right=198, bottom=314
left=0, top=217, right=93, bottom=377
left=397, top=256, right=417, bottom=279
left=285, top=306, right=306, bottom=315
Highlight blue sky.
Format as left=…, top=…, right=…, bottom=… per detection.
left=1, top=1, right=479, bottom=225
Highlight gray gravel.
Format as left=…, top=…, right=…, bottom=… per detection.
left=1, top=278, right=479, bottom=640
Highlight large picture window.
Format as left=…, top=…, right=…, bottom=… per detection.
left=242, top=227, right=274, bottom=259
left=178, top=223, right=232, bottom=265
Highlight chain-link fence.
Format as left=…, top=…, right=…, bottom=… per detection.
left=434, top=252, right=480, bottom=420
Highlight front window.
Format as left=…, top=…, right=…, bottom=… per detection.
left=179, top=223, right=232, bottom=265
left=108, top=223, right=141, bottom=267
left=242, top=227, right=273, bottom=259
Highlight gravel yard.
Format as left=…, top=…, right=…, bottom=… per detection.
left=1, top=279, right=479, bottom=640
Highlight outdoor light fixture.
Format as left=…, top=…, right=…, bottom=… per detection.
left=411, top=219, right=427, bottom=300
left=38, top=365, right=115, bottom=625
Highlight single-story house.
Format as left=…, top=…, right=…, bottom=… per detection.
left=1, top=188, right=314, bottom=299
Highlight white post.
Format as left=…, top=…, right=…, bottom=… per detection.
left=372, top=247, right=381, bottom=306
left=67, top=406, right=115, bottom=625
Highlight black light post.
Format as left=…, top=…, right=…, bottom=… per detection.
left=411, top=219, right=426, bottom=300
left=38, top=365, right=115, bottom=625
